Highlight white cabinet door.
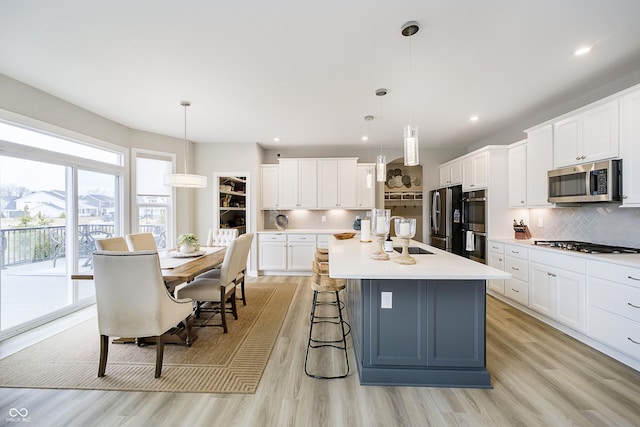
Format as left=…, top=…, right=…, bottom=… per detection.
left=554, top=268, right=586, bottom=332
left=356, top=164, right=375, bottom=209
left=487, top=252, right=505, bottom=294
left=553, top=115, right=581, bottom=167
left=530, top=262, right=553, bottom=317
left=620, top=88, right=640, bottom=206
left=553, top=100, right=619, bottom=168
left=462, top=152, right=488, bottom=191
left=317, top=159, right=357, bottom=208
left=508, top=142, right=527, bottom=207
left=287, top=235, right=316, bottom=270
left=261, top=165, right=279, bottom=209
left=526, top=125, right=553, bottom=207
left=278, top=159, right=317, bottom=208
left=258, top=235, right=287, bottom=270
left=278, top=160, right=299, bottom=209
left=297, top=159, right=317, bottom=208
left=439, top=160, right=462, bottom=187
left=582, top=100, right=619, bottom=163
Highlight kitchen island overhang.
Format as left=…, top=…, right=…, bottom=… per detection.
left=329, top=237, right=511, bottom=388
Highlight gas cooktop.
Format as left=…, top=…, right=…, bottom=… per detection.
left=533, top=240, right=640, bottom=254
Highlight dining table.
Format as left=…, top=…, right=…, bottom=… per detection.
left=71, top=246, right=227, bottom=346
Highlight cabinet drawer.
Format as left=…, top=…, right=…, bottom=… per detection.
left=488, top=241, right=505, bottom=253
left=505, top=256, right=528, bottom=282
left=530, top=250, right=586, bottom=274
left=589, top=306, right=640, bottom=360
left=590, top=277, right=640, bottom=323
left=287, top=234, right=316, bottom=243
left=589, top=260, right=640, bottom=288
left=505, top=278, right=529, bottom=305
left=259, top=233, right=286, bottom=242
left=505, top=244, right=528, bottom=260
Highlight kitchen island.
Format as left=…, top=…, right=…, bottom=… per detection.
left=329, top=237, right=511, bottom=388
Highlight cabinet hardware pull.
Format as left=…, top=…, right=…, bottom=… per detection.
left=547, top=272, right=556, bottom=277
left=628, top=302, right=640, bottom=309
left=498, top=258, right=503, bottom=261
left=511, top=250, right=519, bottom=254
left=511, top=288, right=519, bottom=293
left=628, top=337, right=640, bottom=345
left=576, top=156, right=580, bottom=160
left=628, top=276, right=640, bottom=281
left=511, top=267, right=519, bottom=271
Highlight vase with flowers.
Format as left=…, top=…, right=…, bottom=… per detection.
left=177, top=233, right=199, bottom=254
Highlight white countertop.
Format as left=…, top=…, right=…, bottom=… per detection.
left=491, top=238, right=640, bottom=268
left=329, top=237, right=512, bottom=280
left=258, top=228, right=355, bottom=234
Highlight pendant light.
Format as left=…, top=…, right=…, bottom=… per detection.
left=375, top=88, right=387, bottom=182
left=402, top=21, right=420, bottom=167
left=164, top=101, right=208, bottom=188
left=364, top=115, right=374, bottom=188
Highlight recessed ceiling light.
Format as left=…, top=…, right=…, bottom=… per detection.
left=361, top=136, right=369, bottom=141
left=574, top=46, right=592, bottom=56
left=273, top=137, right=280, bottom=142
left=469, top=115, right=479, bottom=122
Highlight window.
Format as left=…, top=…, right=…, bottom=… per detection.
left=133, top=150, right=175, bottom=250
left=0, top=118, right=125, bottom=340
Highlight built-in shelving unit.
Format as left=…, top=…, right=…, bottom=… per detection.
left=214, top=173, right=249, bottom=235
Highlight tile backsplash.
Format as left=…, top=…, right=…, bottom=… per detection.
left=528, top=205, right=640, bottom=248
left=263, top=210, right=370, bottom=230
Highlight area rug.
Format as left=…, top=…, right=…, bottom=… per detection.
left=0, top=282, right=297, bottom=394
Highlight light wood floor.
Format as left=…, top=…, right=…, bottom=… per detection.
left=1, top=275, right=640, bottom=427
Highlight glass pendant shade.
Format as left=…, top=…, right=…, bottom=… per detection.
left=376, top=154, right=386, bottom=182
left=366, top=166, right=373, bottom=189
left=403, top=124, right=419, bottom=166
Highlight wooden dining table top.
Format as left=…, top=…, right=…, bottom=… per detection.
left=71, top=246, right=227, bottom=287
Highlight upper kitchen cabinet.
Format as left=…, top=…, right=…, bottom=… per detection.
left=508, top=140, right=527, bottom=208
left=278, top=159, right=317, bottom=209
left=261, top=165, right=279, bottom=209
left=356, top=163, right=376, bottom=209
left=619, top=87, right=640, bottom=207
left=553, top=100, right=619, bottom=168
left=439, top=159, right=462, bottom=187
left=317, top=158, right=357, bottom=208
left=462, top=151, right=488, bottom=191
left=525, top=125, right=554, bottom=207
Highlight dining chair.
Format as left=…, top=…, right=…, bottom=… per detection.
left=95, top=236, right=129, bottom=251
left=93, top=250, right=194, bottom=378
left=197, top=233, right=253, bottom=305
left=175, top=236, right=244, bottom=332
left=207, top=228, right=238, bottom=247
left=125, top=232, right=158, bottom=252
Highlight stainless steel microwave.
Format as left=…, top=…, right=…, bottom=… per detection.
left=548, top=159, right=621, bottom=203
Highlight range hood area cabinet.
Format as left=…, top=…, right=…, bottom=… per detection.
left=259, top=158, right=374, bottom=210
left=553, top=100, right=619, bottom=169
left=620, top=86, right=640, bottom=207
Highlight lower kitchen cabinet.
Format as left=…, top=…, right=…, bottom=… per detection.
left=258, top=233, right=317, bottom=272
left=529, top=252, right=587, bottom=332
left=588, top=260, right=640, bottom=360
left=503, top=244, right=529, bottom=306
left=487, top=241, right=505, bottom=294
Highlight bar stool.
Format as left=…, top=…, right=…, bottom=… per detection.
left=304, top=248, right=350, bottom=379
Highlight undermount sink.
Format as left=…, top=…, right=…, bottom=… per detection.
left=393, top=246, right=433, bottom=255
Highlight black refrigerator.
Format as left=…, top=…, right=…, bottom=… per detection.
left=429, top=185, right=463, bottom=255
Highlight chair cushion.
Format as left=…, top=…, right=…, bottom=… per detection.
left=175, top=278, right=235, bottom=301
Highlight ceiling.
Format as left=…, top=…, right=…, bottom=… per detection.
left=2, top=1, right=640, bottom=152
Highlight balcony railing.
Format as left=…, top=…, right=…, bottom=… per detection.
left=0, top=224, right=165, bottom=268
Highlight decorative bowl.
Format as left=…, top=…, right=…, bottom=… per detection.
left=333, top=232, right=356, bottom=240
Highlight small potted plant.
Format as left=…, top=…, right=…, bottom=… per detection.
left=177, top=233, right=199, bottom=254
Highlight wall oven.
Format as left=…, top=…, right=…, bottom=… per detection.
left=548, top=159, right=621, bottom=203
left=462, top=189, right=487, bottom=264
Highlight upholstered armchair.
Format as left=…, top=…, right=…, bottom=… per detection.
left=95, top=236, right=129, bottom=251
left=93, top=250, right=193, bottom=378
left=125, top=232, right=158, bottom=252
left=175, top=236, right=245, bottom=332
left=207, top=228, right=239, bottom=247
left=197, top=233, right=253, bottom=305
